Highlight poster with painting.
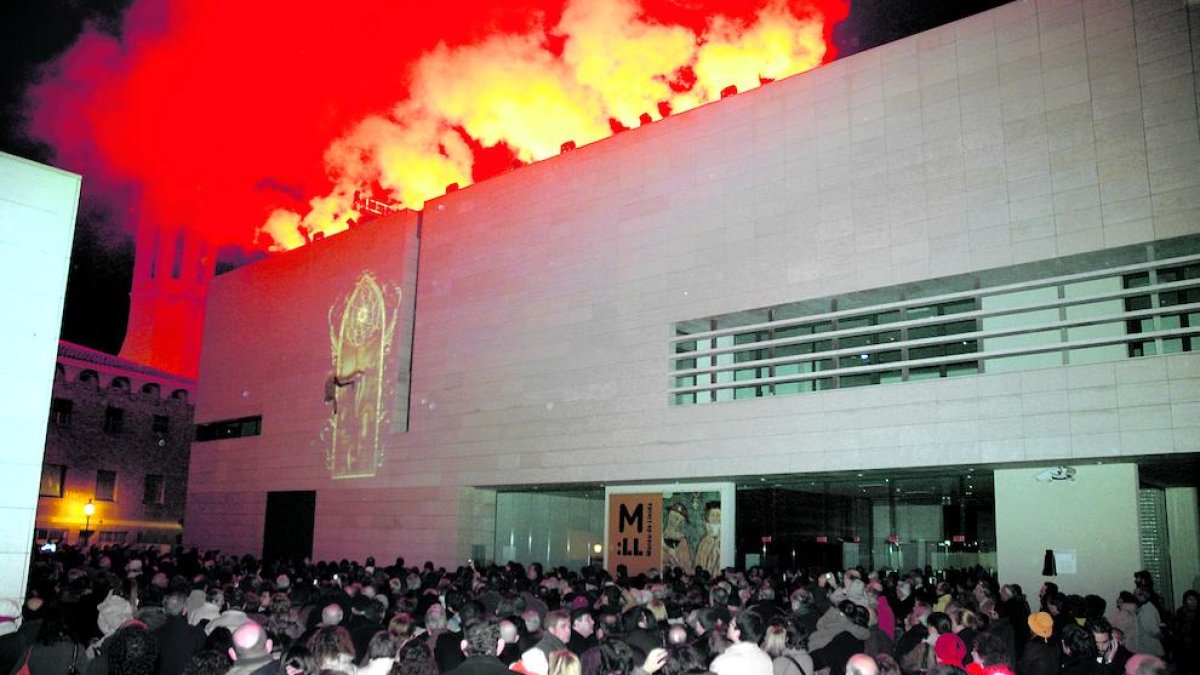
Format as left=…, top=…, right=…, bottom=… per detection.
left=663, top=490, right=722, bottom=575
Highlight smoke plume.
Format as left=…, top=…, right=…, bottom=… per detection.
left=27, top=0, right=848, bottom=252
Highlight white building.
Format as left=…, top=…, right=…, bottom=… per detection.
left=185, top=0, right=1200, bottom=607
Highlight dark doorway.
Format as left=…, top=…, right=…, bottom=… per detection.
left=263, top=491, right=315, bottom=566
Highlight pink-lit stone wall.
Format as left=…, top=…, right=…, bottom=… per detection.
left=185, top=212, right=422, bottom=560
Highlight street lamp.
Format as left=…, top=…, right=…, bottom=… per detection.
left=81, top=499, right=95, bottom=547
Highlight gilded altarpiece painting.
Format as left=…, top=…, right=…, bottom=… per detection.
left=323, top=272, right=402, bottom=479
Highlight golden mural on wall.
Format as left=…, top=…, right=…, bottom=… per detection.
left=322, top=272, right=402, bottom=479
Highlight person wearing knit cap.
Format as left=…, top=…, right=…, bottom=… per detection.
left=567, top=606, right=595, bottom=655
left=1019, top=612, right=1059, bottom=675
left=934, top=633, right=966, bottom=668
left=1028, top=612, right=1053, bottom=641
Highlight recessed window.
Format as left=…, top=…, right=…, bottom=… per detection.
left=670, top=238, right=1200, bottom=404
left=96, top=470, right=117, bottom=501
left=97, top=531, right=127, bottom=544
left=195, top=415, right=263, bottom=442
left=40, top=464, right=66, bottom=497
left=49, top=398, right=73, bottom=427
left=152, top=415, right=169, bottom=434
left=143, top=474, right=165, bottom=505
left=35, top=528, right=66, bottom=541
left=103, top=407, right=125, bottom=435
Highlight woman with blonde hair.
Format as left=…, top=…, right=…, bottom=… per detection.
left=548, top=649, right=581, bottom=675
left=648, top=600, right=669, bottom=625
left=951, top=609, right=979, bottom=654
left=764, top=620, right=813, bottom=675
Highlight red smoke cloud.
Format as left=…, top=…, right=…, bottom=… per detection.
left=29, top=0, right=847, bottom=252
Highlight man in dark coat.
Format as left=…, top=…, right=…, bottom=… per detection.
left=445, top=619, right=512, bottom=675
left=620, top=607, right=662, bottom=660
left=1088, top=619, right=1131, bottom=675
left=346, top=595, right=385, bottom=661
left=153, top=593, right=205, bottom=675
left=567, top=607, right=596, bottom=656
left=533, top=610, right=572, bottom=659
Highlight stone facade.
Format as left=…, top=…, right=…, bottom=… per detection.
left=39, top=342, right=195, bottom=547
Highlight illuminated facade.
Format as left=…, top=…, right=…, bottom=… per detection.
left=40, top=342, right=195, bottom=547
left=186, top=0, right=1200, bottom=606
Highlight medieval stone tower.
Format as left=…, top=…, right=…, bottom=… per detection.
left=119, top=218, right=214, bottom=379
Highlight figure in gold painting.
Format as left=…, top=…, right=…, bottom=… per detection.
left=326, top=273, right=399, bottom=479
left=663, top=502, right=693, bottom=572
left=694, top=501, right=722, bottom=576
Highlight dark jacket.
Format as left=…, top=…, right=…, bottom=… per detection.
left=567, top=631, right=595, bottom=657
left=1099, top=644, right=1133, bottom=675
left=983, top=617, right=1016, bottom=668
left=1060, top=654, right=1104, bottom=675
left=21, top=639, right=90, bottom=675
left=0, top=624, right=39, bottom=675
left=863, top=626, right=893, bottom=659
left=811, top=632, right=864, bottom=675
left=433, top=630, right=466, bottom=673
left=153, top=616, right=206, bottom=675
left=1018, top=639, right=1059, bottom=675
left=621, top=627, right=662, bottom=660
left=445, top=655, right=512, bottom=675
left=498, top=642, right=522, bottom=666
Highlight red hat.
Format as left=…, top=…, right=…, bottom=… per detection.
left=935, top=633, right=967, bottom=667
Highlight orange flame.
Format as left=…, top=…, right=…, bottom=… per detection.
left=260, top=0, right=845, bottom=250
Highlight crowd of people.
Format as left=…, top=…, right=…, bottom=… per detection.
left=2, top=546, right=1197, bottom=675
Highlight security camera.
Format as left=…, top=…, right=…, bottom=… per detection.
left=1035, top=466, right=1076, bottom=482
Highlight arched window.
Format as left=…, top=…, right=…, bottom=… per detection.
left=78, top=370, right=100, bottom=388
left=170, top=389, right=189, bottom=403
left=110, top=376, right=131, bottom=393
left=141, top=382, right=161, bottom=398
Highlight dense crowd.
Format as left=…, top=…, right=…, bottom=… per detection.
left=2, top=546, right=1197, bottom=675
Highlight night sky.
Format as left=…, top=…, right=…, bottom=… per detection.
left=2, top=0, right=1010, bottom=355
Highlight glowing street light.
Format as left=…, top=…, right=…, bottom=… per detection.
left=81, top=499, right=95, bottom=546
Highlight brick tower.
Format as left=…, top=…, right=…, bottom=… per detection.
left=119, top=218, right=214, bottom=379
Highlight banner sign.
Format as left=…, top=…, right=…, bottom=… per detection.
left=607, top=493, right=662, bottom=575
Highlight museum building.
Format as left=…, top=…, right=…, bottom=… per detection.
left=184, top=0, right=1200, bottom=609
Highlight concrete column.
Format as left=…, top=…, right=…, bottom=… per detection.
left=1166, top=487, right=1199, bottom=606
